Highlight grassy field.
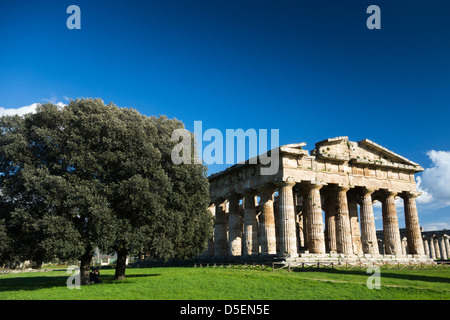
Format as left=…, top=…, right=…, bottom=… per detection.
left=0, top=266, right=449, bottom=300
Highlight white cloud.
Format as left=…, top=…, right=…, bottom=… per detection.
left=421, top=222, right=450, bottom=232
left=416, top=176, right=434, bottom=204
left=0, top=103, right=40, bottom=116
left=0, top=101, right=67, bottom=117
left=416, top=150, right=450, bottom=207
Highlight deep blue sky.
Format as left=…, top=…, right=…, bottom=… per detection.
left=1, top=1, right=449, bottom=230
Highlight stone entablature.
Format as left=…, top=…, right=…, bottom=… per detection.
left=208, top=137, right=431, bottom=262
left=209, top=137, right=422, bottom=202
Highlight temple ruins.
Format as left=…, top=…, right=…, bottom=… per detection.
left=207, top=136, right=434, bottom=263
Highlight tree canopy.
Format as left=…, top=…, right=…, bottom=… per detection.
left=0, top=99, right=212, bottom=282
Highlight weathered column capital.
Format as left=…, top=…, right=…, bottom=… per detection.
left=401, top=191, right=421, bottom=199
left=258, top=187, right=276, bottom=205
left=302, top=180, right=324, bottom=191
left=242, top=188, right=257, bottom=197
left=361, top=187, right=376, bottom=196
left=381, top=190, right=398, bottom=198
left=228, top=192, right=241, bottom=202
left=256, top=184, right=277, bottom=195
left=335, top=185, right=351, bottom=193
left=213, top=198, right=227, bottom=207
left=275, top=177, right=296, bottom=188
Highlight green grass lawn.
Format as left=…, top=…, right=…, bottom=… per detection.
left=0, top=266, right=449, bottom=300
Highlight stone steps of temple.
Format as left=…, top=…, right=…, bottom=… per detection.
left=133, top=254, right=434, bottom=269
left=283, top=253, right=434, bottom=264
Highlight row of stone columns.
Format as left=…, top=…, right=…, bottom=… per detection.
left=423, top=235, right=450, bottom=260
left=211, top=179, right=425, bottom=259
left=377, top=234, right=449, bottom=260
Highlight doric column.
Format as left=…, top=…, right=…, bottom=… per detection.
left=258, top=185, right=277, bottom=255
left=276, top=178, right=298, bottom=257
left=403, top=192, right=425, bottom=255
left=401, top=237, right=407, bottom=255
left=445, top=235, right=450, bottom=258
left=422, top=236, right=429, bottom=258
left=297, top=211, right=305, bottom=248
left=434, top=236, right=441, bottom=259
left=207, top=205, right=215, bottom=257
left=429, top=237, right=436, bottom=259
left=243, top=191, right=258, bottom=255
left=302, top=205, right=309, bottom=251
left=348, top=193, right=362, bottom=255
left=335, top=186, right=353, bottom=255
left=295, top=198, right=302, bottom=250
left=304, top=182, right=326, bottom=254
left=439, top=236, right=448, bottom=260
left=273, top=196, right=280, bottom=254
left=324, top=190, right=337, bottom=253
left=359, top=188, right=379, bottom=255
left=227, top=193, right=242, bottom=256
left=381, top=191, right=402, bottom=255
left=214, top=200, right=228, bottom=256
left=378, top=239, right=385, bottom=255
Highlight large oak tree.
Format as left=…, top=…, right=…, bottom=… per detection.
left=0, top=99, right=212, bottom=283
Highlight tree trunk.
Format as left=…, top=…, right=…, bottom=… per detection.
left=114, top=248, right=128, bottom=280
left=80, top=249, right=93, bottom=285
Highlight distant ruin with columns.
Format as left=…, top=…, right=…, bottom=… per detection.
left=206, top=137, right=436, bottom=264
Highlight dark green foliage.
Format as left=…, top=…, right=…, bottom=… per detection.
left=0, top=99, right=212, bottom=279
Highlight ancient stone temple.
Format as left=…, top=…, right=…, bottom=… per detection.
left=207, top=137, right=432, bottom=263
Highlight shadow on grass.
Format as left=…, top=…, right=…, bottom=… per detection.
left=123, top=274, right=161, bottom=278
left=99, top=273, right=162, bottom=284
left=292, top=268, right=450, bottom=284
left=0, top=273, right=161, bottom=292
left=0, top=275, right=66, bottom=292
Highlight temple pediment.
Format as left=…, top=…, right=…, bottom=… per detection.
left=357, top=139, right=421, bottom=167
left=312, top=136, right=424, bottom=172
